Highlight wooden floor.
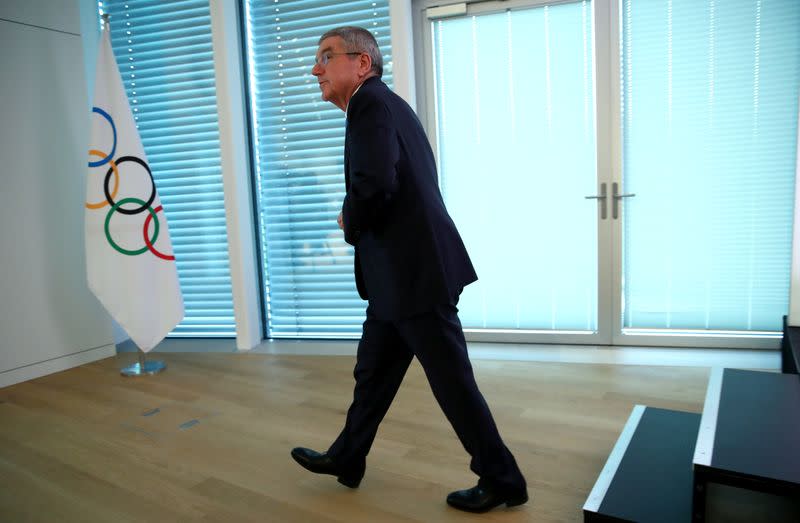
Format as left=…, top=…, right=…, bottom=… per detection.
left=0, top=353, right=709, bottom=522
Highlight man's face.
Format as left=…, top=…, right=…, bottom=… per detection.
left=312, top=36, right=362, bottom=111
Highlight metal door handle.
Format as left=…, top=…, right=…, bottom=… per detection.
left=612, top=182, right=635, bottom=219
left=585, top=182, right=607, bottom=220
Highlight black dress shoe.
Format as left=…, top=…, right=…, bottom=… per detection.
left=446, top=485, right=528, bottom=513
left=290, top=447, right=362, bottom=488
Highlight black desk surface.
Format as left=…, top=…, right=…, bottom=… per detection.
left=712, top=369, right=800, bottom=485
left=598, top=407, right=699, bottom=523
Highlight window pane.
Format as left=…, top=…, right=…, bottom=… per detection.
left=433, top=2, right=597, bottom=330
left=103, top=0, right=236, bottom=336
left=621, top=0, right=800, bottom=331
left=245, top=0, right=393, bottom=337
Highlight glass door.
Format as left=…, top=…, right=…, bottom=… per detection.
left=420, top=0, right=612, bottom=344
left=418, top=0, right=799, bottom=348
left=613, top=0, right=799, bottom=348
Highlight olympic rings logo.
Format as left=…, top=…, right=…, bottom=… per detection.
left=86, top=107, right=174, bottom=261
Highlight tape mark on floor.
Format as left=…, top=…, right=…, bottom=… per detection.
left=179, top=419, right=199, bottom=430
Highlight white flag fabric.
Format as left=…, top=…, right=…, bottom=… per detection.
left=85, top=24, right=184, bottom=352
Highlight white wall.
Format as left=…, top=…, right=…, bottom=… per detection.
left=0, top=0, right=115, bottom=388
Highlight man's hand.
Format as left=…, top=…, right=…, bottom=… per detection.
left=337, top=211, right=344, bottom=230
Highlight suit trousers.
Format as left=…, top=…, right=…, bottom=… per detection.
left=327, top=302, right=526, bottom=493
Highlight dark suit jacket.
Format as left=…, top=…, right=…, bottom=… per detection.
left=342, top=76, right=477, bottom=320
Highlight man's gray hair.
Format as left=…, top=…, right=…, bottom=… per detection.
left=319, top=26, right=383, bottom=78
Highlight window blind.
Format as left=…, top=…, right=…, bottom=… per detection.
left=621, top=0, right=800, bottom=332
left=244, top=0, right=393, bottom=338
left=101, top=0, right=236, bottom=336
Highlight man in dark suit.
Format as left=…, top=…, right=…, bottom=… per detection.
left=291, top=26, right=528, bottom=513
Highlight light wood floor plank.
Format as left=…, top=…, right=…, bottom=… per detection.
left=0, top=353, right=709, bottom=522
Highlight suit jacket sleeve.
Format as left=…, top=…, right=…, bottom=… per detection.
left=342, top=91, right=399, bottom=245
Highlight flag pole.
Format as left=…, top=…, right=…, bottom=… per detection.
left=93, top=13, right=171, bottom=378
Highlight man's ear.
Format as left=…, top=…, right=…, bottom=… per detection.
left=358, top=53, right=373, bottom=77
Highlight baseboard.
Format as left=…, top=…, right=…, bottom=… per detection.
left=0, top=344, right=116, bottom=388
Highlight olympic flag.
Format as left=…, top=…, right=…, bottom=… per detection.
left=85, top=23, right=184, bottom=352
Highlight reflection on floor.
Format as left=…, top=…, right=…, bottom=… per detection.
left=119, top=338, right=780, bottom=371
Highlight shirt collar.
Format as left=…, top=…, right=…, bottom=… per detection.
left=345, top=81, right=366, bottom=116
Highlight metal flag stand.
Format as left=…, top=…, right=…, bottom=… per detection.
left=121, top=349, right=167, bottom=377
